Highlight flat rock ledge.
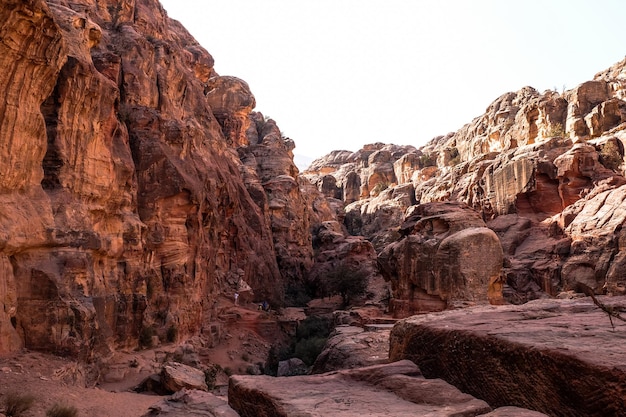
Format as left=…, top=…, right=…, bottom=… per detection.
left=142, top=389, right=239, bottom=416
left=228, top=360, right=546, bottom=416
left=389, top=296, right=626, bottom=417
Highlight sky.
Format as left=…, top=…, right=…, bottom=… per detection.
left=159, top=0, right=626, bottom=168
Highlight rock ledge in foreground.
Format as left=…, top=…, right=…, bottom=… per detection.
left=389, top=296, right=626, bottom=417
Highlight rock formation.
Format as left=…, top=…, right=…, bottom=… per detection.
left=143, top=389, right=239, bottom=417
left=304, top=58, right=626, bottom=312
left=378, top=201, right=504, bottom=316
left=228, top=360, right=547, bottom=417
left=310, top=325, right=390, bottom=374
left=389, top=296, right=626, bottom=417
left=0, top=0, right=356, bottom=362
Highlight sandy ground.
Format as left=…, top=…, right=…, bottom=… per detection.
left=0, top=351, right=163, bottom=417
left=0, top=297, right=297, bottom=417
left=0, top=295, right=386, bottom=416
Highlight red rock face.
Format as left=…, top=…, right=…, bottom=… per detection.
left=378, top=202, right=504, bottom=317
left=0, top=0, right=327, bottom=359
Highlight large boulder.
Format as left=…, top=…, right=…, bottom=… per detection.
left=311, top=325, right=390, bottom=374
left=160, top=362, right=208, bottom=393
left=143, top=389, right=239, bottom=417
left=378, top=201, right=503, bottom=317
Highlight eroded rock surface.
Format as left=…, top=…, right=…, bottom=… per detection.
left=0, top=0, right=356, bottom=362
left=311, top=325, right=390, bottom=374
left=143, top=389, right=239, bottom=417
left=304, top=58, right=626, bottom=309
left=378, top=201, right=504, bottom=317
left=389, top=297, right=626, bottom=417
left=229, top=360, right=497, bottom=417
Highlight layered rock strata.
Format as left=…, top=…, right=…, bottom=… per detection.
left=389, top=297, right=626, bottom=417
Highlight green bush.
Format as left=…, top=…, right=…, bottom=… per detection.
left=204, top=364, right=221, bottom=389
left=418, top=153, right=436, bottom=168
left=46, top=404, right=78, bottom=417
left=370, top=181, right=389, bottom=196
left=323, top=262, right=369, bottom=307
left=296, top=316, right=332, bottom=340
left=3, top=392, right=35, bottom=417
left=284, top=282, right=312, bottom=307
left=294, top=336, right=327, bottom=366
left=547, top=122, right=566, bottom=138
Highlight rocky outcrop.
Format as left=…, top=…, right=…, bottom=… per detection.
left=160, top=361, right=207, bottom=393
left=304, top=58, right=626, bottom=308
left=378, top=202, right=503, bottom=317
left=143, top=389, right=239, bottom=417
left=389, top=297, right=626, bottom=417
left=228, top=360, right=545, bottom=417
left=0, top=0, right=285, bottom=359
left=305, top=143, right=419, bottom=201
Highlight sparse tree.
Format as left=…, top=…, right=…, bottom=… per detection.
left=324, top=262, right=369, bottom=307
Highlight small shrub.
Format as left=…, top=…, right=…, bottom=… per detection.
left=204, top=364, right=221, bottom=389
left=284, top=282, right=312, bottom=307
left=224, top=367, right=233, bottom=376
left=139, top=326, right=155, bottom=348
left=296, top=316, right=332, bottom=340
left=166, top=325, right=178, bottom=343
left=293, top=336, right=327, bottom=366
left=599, top=140, right=623, bottom=171
left=547, top=122, right=567, bottom=138
left=241, top=353, right=250, bottom=362
left=46, top=403, right=78, bottom=417
left=418, top=153, right=436, bottom=168
left=448, top=147, right=461, bottom=166
left=370, top=181, right=389, bottom=196
left=3, top=392, right=35, bottom=417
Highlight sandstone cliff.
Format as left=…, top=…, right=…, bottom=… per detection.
left=305, top=58, right=626, bottom=315
left=0, top=0, right=349, bottom=361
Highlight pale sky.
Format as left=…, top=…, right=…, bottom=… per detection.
left=159, top=0, right=626, bottom=167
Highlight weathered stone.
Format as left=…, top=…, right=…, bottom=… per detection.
left=481, top=407, right=549, bottom=417
left=228, top=360, right=494, bottom=417
left=276, top=357, right=307, bottom=377
left=378, top=201, right=503, bottom=317
left=311, top=325, right=390, bottom=374
left=389, top=297, right=626, bottom=417
left=160, top=362, right=208, bottom=393
left=143, top=389, right=239, bottom=417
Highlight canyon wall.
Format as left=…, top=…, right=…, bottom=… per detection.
left=0, top=0, right=335, bottom=359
